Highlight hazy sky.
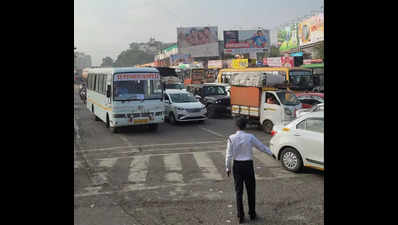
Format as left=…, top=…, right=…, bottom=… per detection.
left=74, top=0, right=323, bottom=66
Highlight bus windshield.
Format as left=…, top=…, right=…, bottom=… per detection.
left=113, top=80, right=162, bottom=101
left=289, top=70, right=314, bottom=91
left=276, top=91, right=300, bottom=106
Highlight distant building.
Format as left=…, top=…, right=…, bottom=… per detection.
left=74, top=52, right=92, bottom=70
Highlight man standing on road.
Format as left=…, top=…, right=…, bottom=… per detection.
left=225, top=118, right=273, bottom=224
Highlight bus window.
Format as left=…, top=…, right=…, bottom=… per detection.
left=93, top=74, right=97, bottom=92
left=95, top=74, right=101, bottom=93
left=98, top=74, right=104, bottom=94
left=113, top=79, right=162, bottom=101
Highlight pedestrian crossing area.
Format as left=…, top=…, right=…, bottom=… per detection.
left=75, top=148, right=304, bottom=198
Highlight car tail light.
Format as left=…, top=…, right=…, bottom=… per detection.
left=271, top=130, right=277, bottom=136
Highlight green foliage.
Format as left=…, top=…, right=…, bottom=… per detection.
left=113, top=49, right=155, bottom=67
left=101, top=57, right=114, bottom=67
left=113, top=40, right=176, bottom=67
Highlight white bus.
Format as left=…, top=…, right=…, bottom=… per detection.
left=86, top=67, right=165, bottom=133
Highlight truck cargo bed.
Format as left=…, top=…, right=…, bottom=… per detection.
left=230, top=86, right=261, bottom=107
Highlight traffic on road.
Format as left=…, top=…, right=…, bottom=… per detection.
left=74, top=64, right=324, bottom=225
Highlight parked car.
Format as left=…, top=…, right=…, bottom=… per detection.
left=163, top=89, right=207, bottom=124
left=186, top=84, right=231, bottom=118
left=269, top=111, right=324, bottom=172
left=296, top=93, right=324, bottom=109
left=295, top=103, right=324, bottom=118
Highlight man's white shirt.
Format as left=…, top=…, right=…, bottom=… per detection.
left=225, top=130, right=272, bottom=172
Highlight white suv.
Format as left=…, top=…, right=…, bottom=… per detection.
left=164, top=89, right=207, bottom=124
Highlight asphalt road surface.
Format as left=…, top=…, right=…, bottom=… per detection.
left=74, top=85, right=324, bottom=225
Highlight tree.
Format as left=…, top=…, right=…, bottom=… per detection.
left=113, top=48, right=155, bottom=67
left=101, top=57, right=114, bottom=67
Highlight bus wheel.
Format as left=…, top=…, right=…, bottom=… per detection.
left=262, top=120, right=273, bottom=134
left=149, top=124, right=159, bottom=131
left=106, top=114, right=110, bottom=128
left=110, top=126, right=118, bottom=133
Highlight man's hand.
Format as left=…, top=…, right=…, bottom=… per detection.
left=226, top=170, right=230, bottom=177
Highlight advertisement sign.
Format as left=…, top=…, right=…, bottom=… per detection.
left=232, top=59, right=249, bottom=69
left=208, top=60, right=223, bottom=69
left=224, top=29, right=270, bottom=55
left=298, top=13, right=324, bottom=46
left=277, top=24, right=298, bottom=52
left=303, top=59, right=323, bottom=64
left=170, top=54, right=193, bottom=66
left=177, top=27, right=219, bottom=57
left=263, top=56, right=294, bottom=68
left=114, top=73, right=160, bottom=81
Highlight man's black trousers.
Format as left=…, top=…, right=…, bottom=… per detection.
left=232, top=160, right=256, bottom=218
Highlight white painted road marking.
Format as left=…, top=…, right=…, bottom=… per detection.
left=97, top=158, right=118, bottom=168
left=199, top=127, right=226, bottom=138
left=164, top=154, right=183, bottom=183
left=193, top=152, right=223, bottom=181
left=128, top=155, right=150, bottom=183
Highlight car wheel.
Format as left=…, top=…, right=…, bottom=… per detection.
left=262, top=120, right=273, bottom=134
left=169, top=112, right=177, bottom=125
left=280, top=147, right=303, bottom=172
left=207, top=105, right=216, bottom=118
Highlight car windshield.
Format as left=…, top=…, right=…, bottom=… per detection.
left=276, top=91, right=300, bottom=106
left=289, top=70, right=314, bottom=90
left=113, top=79, right=162, bottom=101
left=203, top=86, right=227, bottom=96
left=169, top=93, right=197, bottom=103
left=165, top=83, right=184, bottom=89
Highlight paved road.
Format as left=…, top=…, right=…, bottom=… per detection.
left=74, top=85, right=324, bottom=225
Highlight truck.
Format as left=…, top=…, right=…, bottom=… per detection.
left=230, top=70, right=302, bottom=133
left=155, top=67, right=185, bottom=90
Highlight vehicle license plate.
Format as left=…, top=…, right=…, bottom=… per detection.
left=134, top=118, right=148, bottom=124
left=226, top=106, right=231, bottom=110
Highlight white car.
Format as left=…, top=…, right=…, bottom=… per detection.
left=269, top=111, right=324, bottom=172
left=163, top=89, right=207, bottom=124
left=295, top=103, right=324, bottom=118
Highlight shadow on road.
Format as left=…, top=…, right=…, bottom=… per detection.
left=301, top=167, right=324, bottom=176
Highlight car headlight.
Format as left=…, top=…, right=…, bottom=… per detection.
left=176, top=107, right=186, bottom=112
left=216, top=100, right=222, bottom=104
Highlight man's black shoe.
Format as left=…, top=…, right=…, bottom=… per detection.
left=238, top=216, right=245, bottom=224
left=250, top=213, right=257, bottom=220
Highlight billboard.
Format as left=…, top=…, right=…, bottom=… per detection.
left=277, top=24, right=298, bottom=52
left=208, top=60, right=223, bottom=69
left=263, top=56, right=294, bottom=68
left=223, top=29, right=270, bottom=55
left=177, top=27, right=219, bottom=58
left=232, top=59, right=249, bottom=69
left=298, top=13, right=324, bottom=46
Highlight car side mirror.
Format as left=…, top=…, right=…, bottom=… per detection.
left=195, top=95, right=201, bottom=100
left=164, top=99, right=170, bottom=104
left=106, top=85, right=111, bottom=98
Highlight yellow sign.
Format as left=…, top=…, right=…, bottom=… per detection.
left=232, top=59, right=248, bottom=69
left=134, top=119, right=149, bottom=124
